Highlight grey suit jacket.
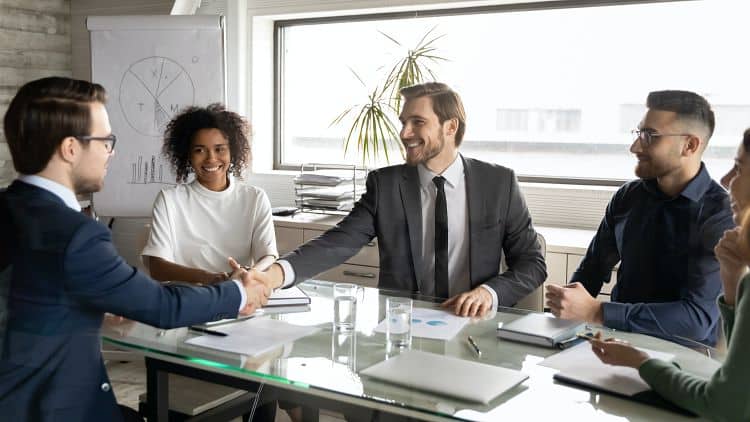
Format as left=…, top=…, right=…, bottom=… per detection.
left=283, top=155, right=547, bottom=306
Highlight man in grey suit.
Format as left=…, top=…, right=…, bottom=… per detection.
left=261, top=82, right=546, bottom=317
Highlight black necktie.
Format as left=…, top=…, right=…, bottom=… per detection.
left=433, top=176, right=449, bottom=298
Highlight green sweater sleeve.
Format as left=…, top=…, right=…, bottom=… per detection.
left=638, top=277, right=750, bottom=422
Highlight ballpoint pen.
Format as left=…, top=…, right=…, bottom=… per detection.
left=467, top=335, right=482, bottom=357
left=188, top=326, right=228, bottom=337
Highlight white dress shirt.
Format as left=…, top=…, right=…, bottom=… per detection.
left=15, top=175, right=247, bottom=311
left=417, top=157, right=498, bottom=308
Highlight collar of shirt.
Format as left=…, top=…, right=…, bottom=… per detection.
left=17, top=174, right=81, bottom=211
left=642, top=162, right=713, bottom=203
left=417, top=154, right=464, bottom=190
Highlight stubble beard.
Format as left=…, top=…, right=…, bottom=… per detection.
left=405, top=133, right=445, bottom=167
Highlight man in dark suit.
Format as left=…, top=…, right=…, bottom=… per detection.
left=261, top=82, right=546, bottom=317
left=0, top=77, right=272, bottom=422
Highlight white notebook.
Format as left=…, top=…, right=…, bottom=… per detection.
left=497, top=313, right=584, bottom=347
left=266, top=285, right=310, bottom=307
left=361, top=350, right=528, bottom=404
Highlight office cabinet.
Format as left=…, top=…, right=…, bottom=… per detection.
left=275, top=226, right=304, bottom=256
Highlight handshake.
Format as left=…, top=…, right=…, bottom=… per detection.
left=227, top=257, right=284, bottom=316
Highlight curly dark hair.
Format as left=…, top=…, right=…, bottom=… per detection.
left=163, top=103, right=251, bottom=183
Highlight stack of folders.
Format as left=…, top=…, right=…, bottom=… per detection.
left=295, top=169, right=366, bottom=211
left=497, top=313, right=585, bottom=348
left=293, top=169, right=367, bottom=186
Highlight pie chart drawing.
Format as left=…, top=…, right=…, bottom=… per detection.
left=119, top=56, right=195, bottom=137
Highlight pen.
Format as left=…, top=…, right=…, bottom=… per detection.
left=467, top=335, right=482, bottom=357
left=188, top=326, right=228, bottom=337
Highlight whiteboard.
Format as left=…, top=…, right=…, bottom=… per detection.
left=88, top=15, right=226, bottom=217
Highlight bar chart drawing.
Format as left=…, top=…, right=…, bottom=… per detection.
left=129, top=155, right=174, bottom=185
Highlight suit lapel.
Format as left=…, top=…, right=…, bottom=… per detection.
left=400, top=165, right=424, bottom=292
left=463, top=155, right=482, bottom=285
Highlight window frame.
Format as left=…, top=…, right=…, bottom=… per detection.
left=272, top=0, right=695, bottom=187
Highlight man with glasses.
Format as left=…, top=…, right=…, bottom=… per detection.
left=546, top=90, right=734, bottom=346
left=0, top=77, right=272, bottom=421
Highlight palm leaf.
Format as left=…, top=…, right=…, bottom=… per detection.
left=333, top=26, right=447, bottom=166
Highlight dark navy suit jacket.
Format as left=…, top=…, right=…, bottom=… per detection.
left=0, top=180, right=242, bottom=421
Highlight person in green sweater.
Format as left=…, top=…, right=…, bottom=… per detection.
left=589, top=128, right=750, bottom=421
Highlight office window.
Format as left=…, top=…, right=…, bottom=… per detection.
left=276, top=1, right=749, bottom=182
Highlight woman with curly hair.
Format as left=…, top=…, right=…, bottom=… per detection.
left=588, top=128, right=750, bottom=421
left=141, top=103, right=278, bottom=284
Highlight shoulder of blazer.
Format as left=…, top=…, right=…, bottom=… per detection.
left=369, top=163, right=409, bottom=179
left=5, top=183, right=92, bottom=252
left=462, top=156, right=514, bottom=182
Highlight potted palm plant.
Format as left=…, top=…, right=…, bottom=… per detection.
left=331, top=27, right=447, bottom=166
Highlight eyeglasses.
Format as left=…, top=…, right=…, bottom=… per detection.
left=631, top=129, right=690, bottom=148
left=75, top=134, right=117, bottom=153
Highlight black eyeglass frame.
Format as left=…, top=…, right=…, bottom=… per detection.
left=75, top=134, right=117, bottom=153
left=631, top=129, right=691, bottom=148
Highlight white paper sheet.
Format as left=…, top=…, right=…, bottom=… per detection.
left=539, top=342, right=674, bottom=396
left=185, top=317, right=319, bottom=356
left=374, top=308, right=470, bottom=340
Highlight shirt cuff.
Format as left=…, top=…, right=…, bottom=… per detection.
left=231, top=279, right=247, bottom=312
left=480, top=284, right=499, bottom=310
left=601, top=301, right=629, bottom=331
left=277, top=259, right=296, bottom=287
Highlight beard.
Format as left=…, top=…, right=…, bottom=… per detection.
left=634, top=143, right=683, bottom=179
left=405, top=132, right=445, bottom=167
left=634, top=157, right=682, bottom=179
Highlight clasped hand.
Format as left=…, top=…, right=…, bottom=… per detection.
left=227, top=257, right=275, bottom=316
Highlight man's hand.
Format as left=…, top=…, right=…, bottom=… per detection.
left=238, top=269, right=271, bottom=316
left=102, top=314, right=135, bottom=337
left=227, top=257, right=247, bottom=281
left=260, top=263, right=285, bottom=290
left=545, top=282, right=603, bottom=324
left=442, top=286, right=493, bottom=317
left=715, top=227, right=747, bottom=306
left=589, top=332, right=650, bottom=369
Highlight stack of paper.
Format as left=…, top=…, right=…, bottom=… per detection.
left=295, top=169, right=367, bottom=211
left=293, top=169, right=366, bottom=186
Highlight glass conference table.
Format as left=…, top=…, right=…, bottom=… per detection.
left=102, top=280, right=723, bottom=421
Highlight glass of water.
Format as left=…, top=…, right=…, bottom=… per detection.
left=386, top=296, right=412, bottom=348
left=333, top=283, right=358, bottom=331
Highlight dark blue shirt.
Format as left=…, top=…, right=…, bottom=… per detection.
left=572, top=164, right=734, bottom=346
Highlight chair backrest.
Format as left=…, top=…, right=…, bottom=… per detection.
left=509, top=233, right=546, bottom=312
